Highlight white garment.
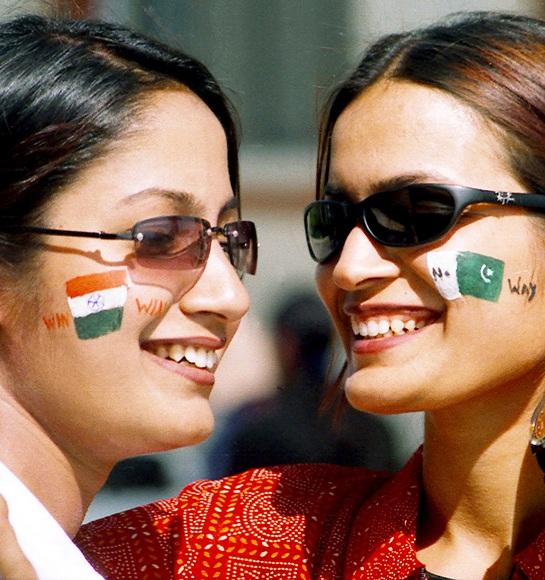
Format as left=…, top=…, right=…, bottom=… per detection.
left=0, top=461, right=103, bottom=580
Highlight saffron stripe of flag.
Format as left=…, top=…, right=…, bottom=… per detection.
left=66, top=270, right=127, bottom=298
left=65, top=270, right=128, bottom=340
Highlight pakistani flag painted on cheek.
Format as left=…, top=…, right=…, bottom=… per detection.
left=66, top=270, right=128, bottom=339
left=427, top=251, right=504, bottom=302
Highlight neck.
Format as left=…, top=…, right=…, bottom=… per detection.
left=418, top=380, right=545, bottom=578
left=0, top=395, right=109, bottom=538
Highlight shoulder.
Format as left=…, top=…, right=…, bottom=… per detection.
left=174, top=463, right=388, bottom=577
left=75, top=495, right=180, bottom=579
left=76, top=464, right=389, bottom=579
left=179, top=462, right=386, bottom=511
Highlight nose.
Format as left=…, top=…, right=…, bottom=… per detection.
left=178, top=240, right=250, bottom=322
left=332, top=227, right=400, bottom=290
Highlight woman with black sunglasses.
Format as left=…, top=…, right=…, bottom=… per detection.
left=0, top=13, right=257, bottom=578
left=73, top=10, right=545, bottom=580
left=306, top=10, right=545, bottom=578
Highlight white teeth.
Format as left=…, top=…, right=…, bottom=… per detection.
left=351, top=318, right=359, bottom=335
left=169, top=344, right=185, bottom=362
left=184, top=346, right=197, bottom=365
left=405, top=319, right=416, bottom=332
left=151, top=343, right=217, bottom=370
left=367, top=319, right=379, bottom=337
left=391, top=319, right=404, bottom=334
left=195, top=348, right=208, bottom=369
left=350, top=315, right=427, bottom=338
left=378, top=319, right=389, bottom=335
left=156, top=345, right=169, bottom=358
left=207, top=350, right=218, bottom=368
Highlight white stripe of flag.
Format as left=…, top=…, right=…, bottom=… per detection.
left=67, top=286, right=128, bottom=319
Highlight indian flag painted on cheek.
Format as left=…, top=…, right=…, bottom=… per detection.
left=65, top=270, right=128, bottom=340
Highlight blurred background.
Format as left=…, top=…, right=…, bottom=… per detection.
left=1, top=0, right=542, bottom=520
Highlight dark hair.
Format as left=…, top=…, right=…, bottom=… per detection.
left=317, top=11, right=545, bottom=199
left=0, top=15, right=239, bottom=269
left=318, top=11, right=545, bottom=410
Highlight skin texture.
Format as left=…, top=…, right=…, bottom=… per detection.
left=316, top=80, right=545, bottom=578
left=0, top=89, right=249, bottom=536
left=0, top=497, right=36, bottom=580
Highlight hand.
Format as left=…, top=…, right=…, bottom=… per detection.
left=0, top=496, right=36, bottom=579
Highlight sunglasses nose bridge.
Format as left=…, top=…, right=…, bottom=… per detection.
left=205, top=225, right=227, bottom=240
left=346, top=200, right=372, bottom=240
left=204, top=225, right=231, bottom=255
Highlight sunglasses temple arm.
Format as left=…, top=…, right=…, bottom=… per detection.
left=0, top=225, right=132, bottom=240
left=509, top=193, right=545, bottom=211
left=465, top=190, right=545, bottom=211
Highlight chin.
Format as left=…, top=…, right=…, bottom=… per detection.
left=153, top=407, right=215, bottom=453
left=344, top=373, right=426, bottom=416
left=115, top=401, right=216, bottom=458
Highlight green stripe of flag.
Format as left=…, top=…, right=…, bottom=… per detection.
left=73, top=307, right=124, bottom=340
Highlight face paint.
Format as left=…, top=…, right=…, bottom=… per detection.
left=508, top=276, right=537, bottom=302
left=65, top=270, right=128, bottom=339
left=42, top=312, right=70, bottom=331
left=135, top=297, right=166, bottom=317
left=427, top=251, right=504, bottom=302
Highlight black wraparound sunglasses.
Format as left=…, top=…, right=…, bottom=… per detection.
left=304, top=183, right=545, bottom=264
left=0, top=215, right=257, bottom=298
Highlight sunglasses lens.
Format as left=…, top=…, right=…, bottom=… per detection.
left=129, top=216, right=210, bottom=299
left=304, top=201, right=348, bottom=263
left=365, top=186, right=456, bottom=246
left=305, top=186, right=458, bottom=262
left=134, top=216, right=208, bottom=266
left=224, top=221, right=258, bottom=276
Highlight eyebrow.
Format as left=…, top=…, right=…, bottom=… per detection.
left=324, top=172, right=451, bottom=199
left=118, top=187, right=239, bottom=217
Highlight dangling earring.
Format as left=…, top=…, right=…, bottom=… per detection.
left=530, top=396, right=545, bottom=474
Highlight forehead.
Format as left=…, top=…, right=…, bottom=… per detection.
left=329, top=80, right=516, bottom=196
left=50, top=89, right=235, bottom=227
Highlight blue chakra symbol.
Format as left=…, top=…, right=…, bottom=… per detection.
left=87, top=293, right=105, bottom=312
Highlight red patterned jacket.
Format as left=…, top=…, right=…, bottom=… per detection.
left=76, top=450, right=545, bottom=579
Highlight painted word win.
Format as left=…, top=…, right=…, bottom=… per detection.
left=136, top=297, right=166, bottom=317
left=42, top=312, right=70, bottom=331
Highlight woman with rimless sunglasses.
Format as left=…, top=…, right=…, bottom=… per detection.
left=0, top=14, right=256, bottom=579
left=75, top=10, right=545, bottom=580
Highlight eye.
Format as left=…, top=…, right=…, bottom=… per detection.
left=139, top=230, right=177, bottom=254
